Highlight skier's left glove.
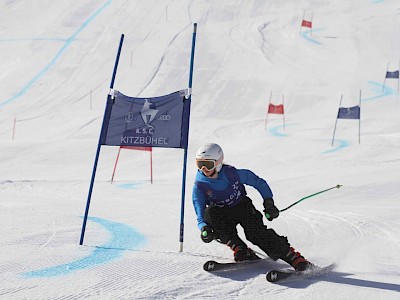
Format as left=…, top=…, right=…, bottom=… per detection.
left=200, top=226, right=214, bottom=243
left=263, top=198, right=279, bottom=221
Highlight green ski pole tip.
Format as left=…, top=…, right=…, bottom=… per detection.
left=336, top=184, right=342, bottom=188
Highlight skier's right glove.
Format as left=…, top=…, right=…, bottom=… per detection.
left=200, top=226, right=214, bottom=243
left=263, top=198, right=279, bottom=221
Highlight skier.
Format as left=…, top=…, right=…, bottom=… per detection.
left=192, top=143, right=313, bottom=271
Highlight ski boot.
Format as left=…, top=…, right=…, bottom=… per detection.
left=282, top=247, right=314, bottom=271
left=234, top=246, right=261, bottom=262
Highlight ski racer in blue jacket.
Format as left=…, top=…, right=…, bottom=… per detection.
left=192, top=143, right=313, bottom=271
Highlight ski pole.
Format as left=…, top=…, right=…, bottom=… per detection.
left=265, top=184, right=342, bottom=218
left=279, top=184, right=342, bottom=213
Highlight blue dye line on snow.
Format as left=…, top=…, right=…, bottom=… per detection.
left=268, top=124, right=287, bottom=137
left=268, top=123, right=297, bottom=137
left=116, top=182, right=143, bottom=189
left=301, top=28, right=323, bottom=45
left=363, top=81, right=395, bottom=102
left=23, top=216, right=146, bottom=278
left=0, top=0, right=112, bottom=108
left=321, top=139, right=349, bottom=154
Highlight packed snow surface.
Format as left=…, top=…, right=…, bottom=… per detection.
left=0, top=0, right=399, bottom=299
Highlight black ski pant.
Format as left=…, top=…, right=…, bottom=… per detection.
left=204, top=196, right=290, bottom=260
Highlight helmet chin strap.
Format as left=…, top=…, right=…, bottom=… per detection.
left=204, top=169, right=217, bottom=178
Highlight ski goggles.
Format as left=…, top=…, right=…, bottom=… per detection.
left=196, top=159, right=216, bottom=171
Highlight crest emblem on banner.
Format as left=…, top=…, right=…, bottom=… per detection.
left=141, top=99, right=159, bottom=127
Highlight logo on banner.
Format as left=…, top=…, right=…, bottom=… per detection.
left=141, top=99, right=159, bottom=128
left=124, top=99, right=172, bottom=126
left=125, top=112, right=136, bottom=123
left=121, top=98, right=173, bottom=145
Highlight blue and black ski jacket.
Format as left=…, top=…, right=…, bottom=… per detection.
left=192, top=165, right=273, bottom=230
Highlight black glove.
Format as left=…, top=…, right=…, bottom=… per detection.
left=200, top=226, right=214, bottom=243
left=263, top=198, right=279, bottom=221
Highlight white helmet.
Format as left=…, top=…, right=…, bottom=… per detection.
left=195, top=143, right=224, bottom=172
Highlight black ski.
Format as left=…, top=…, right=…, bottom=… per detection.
left=266, top=263, right=335, bottom=283
left=203, top=259, right=263, bottom=272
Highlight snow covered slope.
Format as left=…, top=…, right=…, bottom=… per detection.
left=0, top=0, right=399, bottom=299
